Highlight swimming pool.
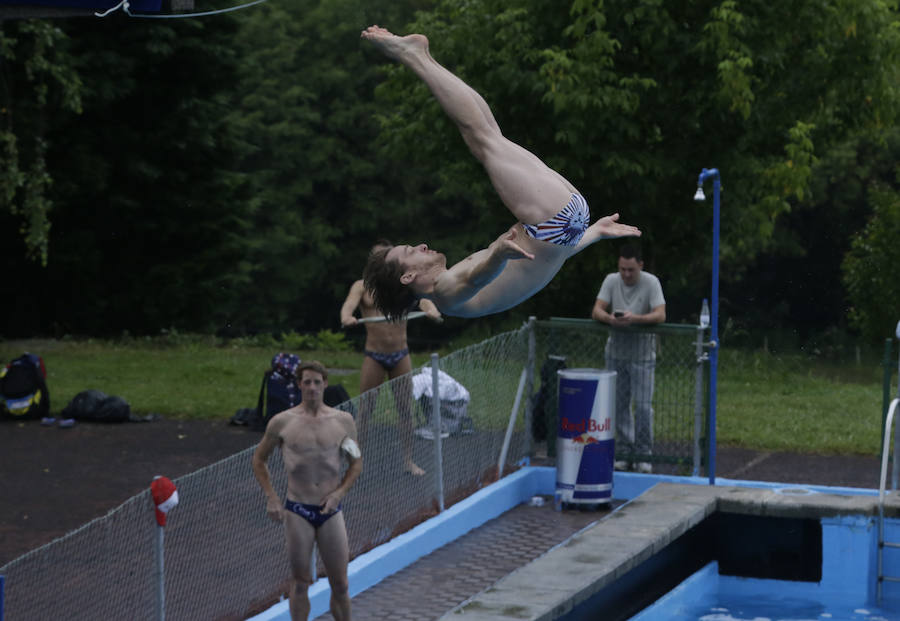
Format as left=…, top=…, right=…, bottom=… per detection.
left=441, top=470, right=900, bottom=621
left=631, top=561, right=895, bottom=621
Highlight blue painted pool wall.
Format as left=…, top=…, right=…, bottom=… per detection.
left=629, top=562, right=720, bottom=620
left=632, top=517, right=900, bottom=619
left=881, top=518, right=900, bottom=604
left=821, top=516, right=877, bottom=602
left=821, top=515, right=900, bottom=605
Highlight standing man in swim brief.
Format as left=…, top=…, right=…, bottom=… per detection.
left=341, top=244, right=442, bottom=475
left=360, top=25, right=641, bottom=321
left=252, top=360, right=362, bottom=621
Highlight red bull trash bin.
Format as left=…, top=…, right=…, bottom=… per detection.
left=556, top=368, right=616, bottom=507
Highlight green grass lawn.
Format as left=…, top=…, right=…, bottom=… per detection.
left=1, top=337, right=895, bottom=456
left=716, top=349, right=891, bottom=455
left=0, top=337, right=434, bottom=420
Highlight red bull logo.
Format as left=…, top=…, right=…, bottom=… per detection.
left=571, top=432, right=603, bottom=445
left=560, top=417, right=610, bottom=434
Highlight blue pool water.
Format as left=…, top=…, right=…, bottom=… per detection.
left=631, top=562, right=898, bottom=621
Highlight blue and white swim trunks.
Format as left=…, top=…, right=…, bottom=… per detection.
left=522, top=193, right=590, bottom=247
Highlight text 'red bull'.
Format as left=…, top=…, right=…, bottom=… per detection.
left=560, top=417, right=611, bottom=434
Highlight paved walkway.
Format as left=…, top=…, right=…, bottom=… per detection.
left=312, top=500, right=610, bottom=621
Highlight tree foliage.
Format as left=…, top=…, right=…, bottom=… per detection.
left=0, top=20, right=81, bottom=265
left=1, top=16, right=251, bottom=334
left=0, top=0, right=898, bottom=342
left=374, top=0, right=900, bottom=331
left=843, top=183, right=900, bottom=342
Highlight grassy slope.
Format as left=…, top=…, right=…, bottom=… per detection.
left=1, top=338, right=894, bottom=455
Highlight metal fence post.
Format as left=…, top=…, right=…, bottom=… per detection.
left=693, top=327, right=707, bottom=477
left=883, top=338, right=895, bottom=461
left=155, top=525, right=165, bottom=621
left=545, top=355, right=566, bottom=458
left=895, top=325, right=900, bottom=489
left=499, top=369, right=528, bottom=478
left=430, top=353, right=445, bottom=512
left=524, top=317, right=537, bottom=459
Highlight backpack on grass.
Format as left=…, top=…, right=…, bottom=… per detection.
left=234, top=353, right=355, bottom=431
left=0, top=353, right=50, bottom=421
left=60, top=389, right=133, bottom=423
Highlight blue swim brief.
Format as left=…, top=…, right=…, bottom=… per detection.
left=365, top=348, right=409, bottom=371
left=522, top=193, right=590, bottom=247
left=284, top=499, right=341, bottom=528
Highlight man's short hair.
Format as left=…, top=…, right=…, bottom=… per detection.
left=363, top=245, right=418, bottom=321
left=619, top=244, right=643, bottom=262
left=295, top=360, right=328, bottom=382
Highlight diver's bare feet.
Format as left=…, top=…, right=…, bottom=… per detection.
left=360, top=25, right=428, bottom=61
left=404, top=459, right=426, bottom=476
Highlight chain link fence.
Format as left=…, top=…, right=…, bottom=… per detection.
left=531, top=318, right=708, bottom=475
left=0, top=327, right=535, bottom=621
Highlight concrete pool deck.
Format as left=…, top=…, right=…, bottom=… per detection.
left=440, top=482, right=900, bottom=621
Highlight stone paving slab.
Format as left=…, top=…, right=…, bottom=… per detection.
left=312, top=498, right=611, bottom=621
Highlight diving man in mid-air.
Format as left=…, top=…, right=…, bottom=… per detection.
left=361, top=25, right=641, bottom=320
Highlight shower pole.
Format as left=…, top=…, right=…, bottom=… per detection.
left=695, top=168, right=720, bottom=485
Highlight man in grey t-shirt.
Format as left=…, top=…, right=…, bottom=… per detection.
left=591, top=244, right=666, bottom=473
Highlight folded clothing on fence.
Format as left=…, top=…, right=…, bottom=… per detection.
left=411, top=368, right=470, bottom=402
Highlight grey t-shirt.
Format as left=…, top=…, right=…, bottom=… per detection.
left=597, top=271, right=665, bottom=360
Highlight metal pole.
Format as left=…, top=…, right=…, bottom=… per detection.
left=882, top=338, right=893, bottom=463
left=523, top=317, right=537, bottom=460
left=156, top=525, right=165, bottom=621
left=709, top=174, right=720, bottom=485
left=499, top=369, right=528, bottom=477
left=893, top=323, right=900, bottom=490
left=430, top=353, right=445, bottom=512
left=698, top=168, right=721, bottom=485
left=692, top=326, right=706, bottom=477
left=546, top=355, right=566, bottom=459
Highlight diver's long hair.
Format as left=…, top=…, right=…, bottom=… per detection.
left=363, top=245, right=418, bottom=321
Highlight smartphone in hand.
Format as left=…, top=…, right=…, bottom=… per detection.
left=613, top=311, right=624, bottom=318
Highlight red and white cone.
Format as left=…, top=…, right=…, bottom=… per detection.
left=151, top=476, right=179, bottom=527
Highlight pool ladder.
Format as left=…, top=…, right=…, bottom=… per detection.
left=878, top=397, right=900, bottom=602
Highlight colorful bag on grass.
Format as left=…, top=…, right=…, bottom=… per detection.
left=246, top=353, right=354, bottom=431
left=0, top=352, right=50, bottom=421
